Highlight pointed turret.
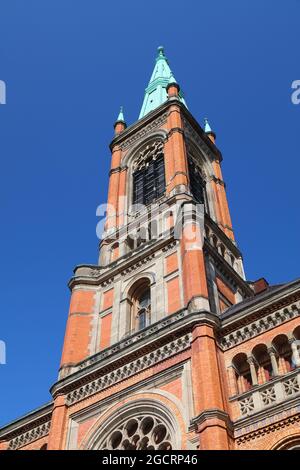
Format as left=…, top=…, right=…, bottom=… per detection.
left=166, top=72, right=180, bottom=98
left=139, top=46, right=187, bottom=119
left=114, top=106, right=127, bottom=135
left=204, top=117, right=216, bottom=143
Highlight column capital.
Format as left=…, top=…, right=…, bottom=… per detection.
left=267, top=346, right=277, bottom=356
left=246, top=355, right=255, bottom=365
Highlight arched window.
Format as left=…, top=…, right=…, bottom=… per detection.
left=133, top=141, right=165, bottom=206
left=130, top=279, right=151, bottom=332
left=137, top=289, right=150, bottom=330
left=272, top=335, right=293, bottom=373
left=252, top=344, right=274, bottom=383
left=232, top=353, right=253, bottom=393
left=87, top=402, right=179, bottom=450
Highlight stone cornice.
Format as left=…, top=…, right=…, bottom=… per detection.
left=51, top=310, right=219, bottom=398
left=220, top=299, right=300, bottom=350
left=0, top=402, right=53, bottom=440
left=7, top=421, right=51, bottom=450
left=221, top=279, right=300, bottom=333
left=69, top=236, right=175, bottom=290
left=65, top=334, right=192, bottom=406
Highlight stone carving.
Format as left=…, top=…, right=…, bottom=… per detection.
left=237, top=370, right=300, bottom=418
left=239, top=396, right=255, bottom=416
left=132, top=141, right=164, bottom=172
left=99, top=415, right=173, bottom=450
left=8, top=421, right=51, bottom=450
left=66, top=334, right=191, bottom=405
left=283, top=376, right=300, bottom=396
left=260, top=387, right=276, bottom=406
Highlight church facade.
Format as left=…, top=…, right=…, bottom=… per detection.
left=1, top=47, right=300, bottom=451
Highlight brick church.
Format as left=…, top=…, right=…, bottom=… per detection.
left=1, top=47, right=300, bottom=451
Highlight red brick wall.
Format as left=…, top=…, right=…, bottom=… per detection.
left=99, top=313, right=112, bottom=349
left=167, top=277, right=181, bottom=314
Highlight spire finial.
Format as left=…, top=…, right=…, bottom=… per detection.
left=116, top=106, right=125, bottom=123
left=114, top=106, right=126, bottom=135
left=204, top=117, right=216, bottom=143
left=204, top=117, right=212, bottom=134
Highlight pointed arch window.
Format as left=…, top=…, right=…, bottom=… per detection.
left=133, top=142, right=166, bottom=206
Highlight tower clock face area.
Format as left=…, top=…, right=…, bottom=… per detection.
left=1, top=43, right=299, bottom=453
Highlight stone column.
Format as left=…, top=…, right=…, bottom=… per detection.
left=290, top=339, right=300, bottom=367
left=268, top=347, right=279, bottom=376
left=247, top=357, right=258, bottom=386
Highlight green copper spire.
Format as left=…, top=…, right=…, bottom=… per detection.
left=116, top=106, right=125, bottom=123
left=139, top=46, right=187, bottom=119
left=204, top=117, right=212, bottom=134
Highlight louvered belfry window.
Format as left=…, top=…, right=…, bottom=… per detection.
left=133, top=141, right=165, bottom=206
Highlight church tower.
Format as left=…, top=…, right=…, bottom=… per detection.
left=48, top=46, right=252, bottom=450
left=2, top=47, right=300, bottom=452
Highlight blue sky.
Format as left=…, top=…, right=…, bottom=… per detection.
left=0, top=0, right=299, bottom=426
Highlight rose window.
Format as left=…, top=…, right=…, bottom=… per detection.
left=100, top=415, right=173, bottom=450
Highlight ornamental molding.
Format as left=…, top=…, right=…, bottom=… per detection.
left=120, top=113, right=168, bottom=151
left=120, top=253, right=155, bottom=277
left=77, top=309, right=189, bottom=370
left=8, top=421, right=51, bottom=450
left=236, top=412, right=300, bottom=445
left=220, top=301, right=300, bottom=350
left=71, top=236, right=174, bottom=290
left=162, top=240, right=177, bottom=253
left=66, top=333, right=191, bottom=406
